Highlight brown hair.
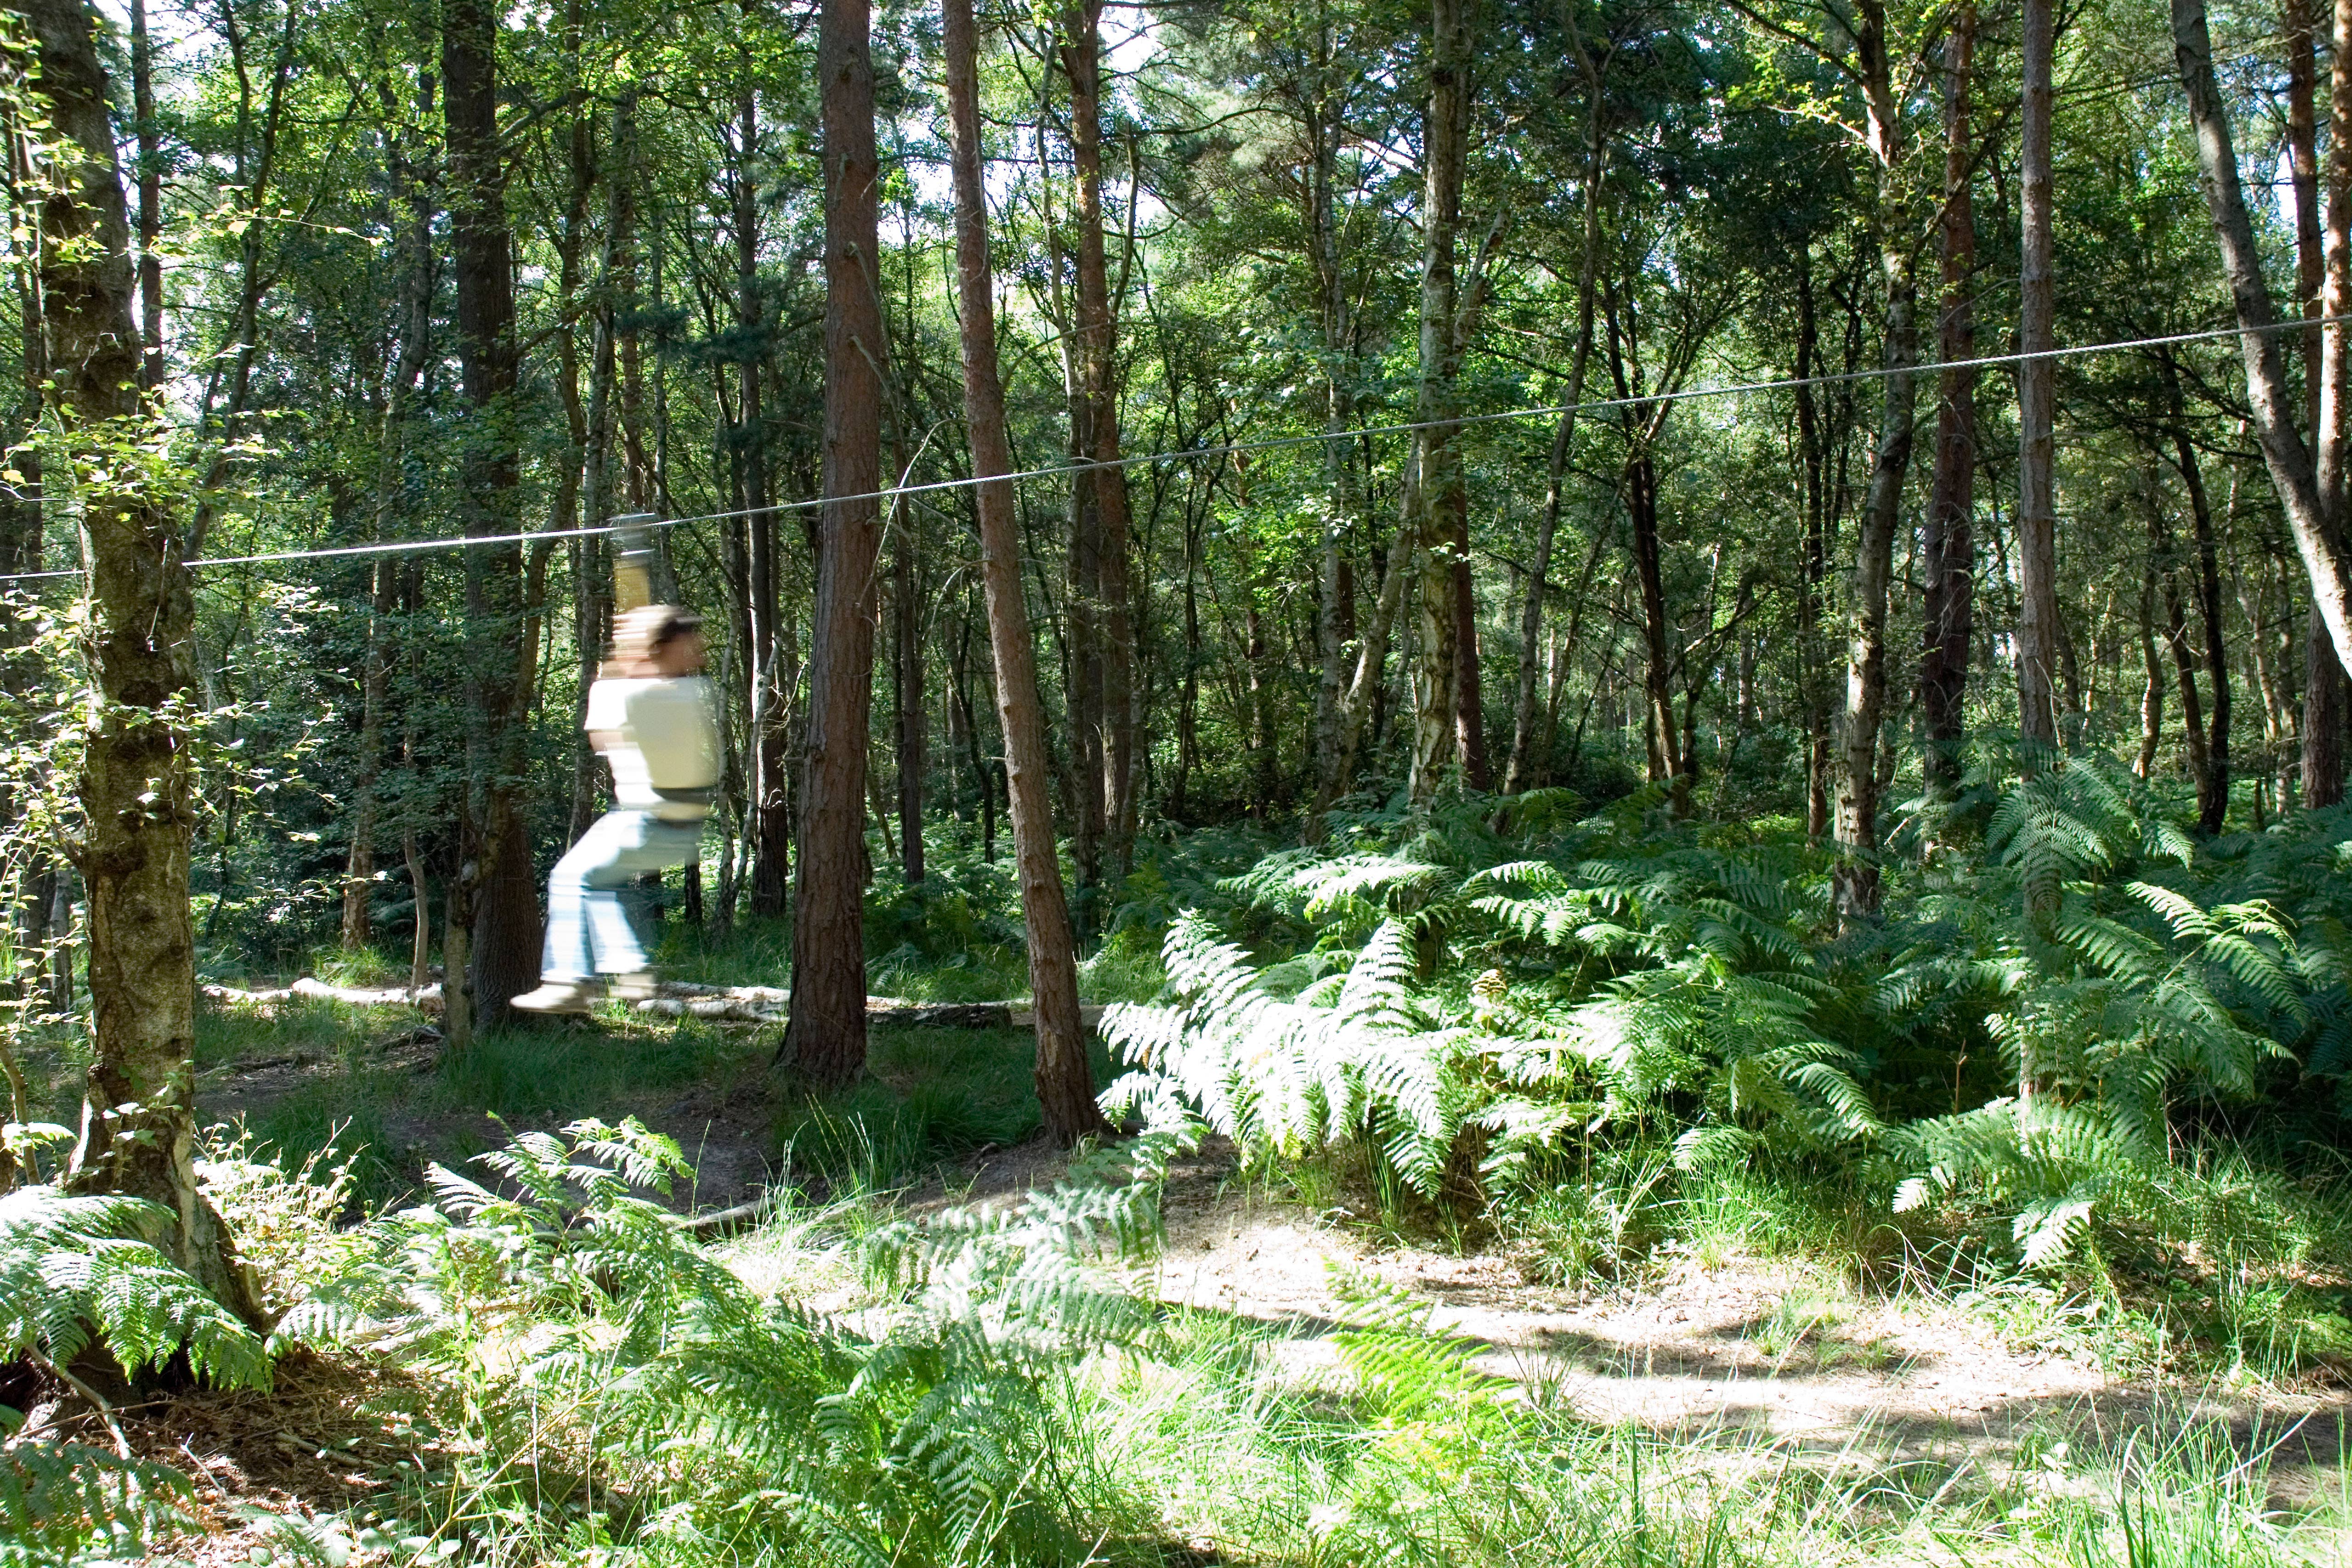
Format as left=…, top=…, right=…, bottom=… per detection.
left=612, top=604, right=703, bottom=662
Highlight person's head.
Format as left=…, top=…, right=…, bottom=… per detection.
left=614, top=605, right=707, bottom=676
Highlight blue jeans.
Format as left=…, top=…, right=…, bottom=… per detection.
left=540, top=809, right=705, bottom=982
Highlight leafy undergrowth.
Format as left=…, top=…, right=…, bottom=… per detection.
left=7, top=1121, right=2350, bottom=1568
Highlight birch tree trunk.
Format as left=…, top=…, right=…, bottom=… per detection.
left=28, top=0, right=260, bottom=1321
left=2174, top=0, right=2352, bottom=683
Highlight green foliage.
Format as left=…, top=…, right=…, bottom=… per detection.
left=280, top=1116, right=1188, bottom=1567
left=1100, top=765, right=2352, bottom=1369
left=0, top=1185, right=270, bottom=1387
left=0, top=1184, right=271, bottom=1566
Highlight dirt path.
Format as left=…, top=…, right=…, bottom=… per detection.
left=196, top=997, right=2352, bottom=1503
left=1134, top=1145, right=2352, bottom=1501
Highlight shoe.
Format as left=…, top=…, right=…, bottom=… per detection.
left=512, top=980, right=597, bottom=1015
left=608, top=971, right=658, bottom=1003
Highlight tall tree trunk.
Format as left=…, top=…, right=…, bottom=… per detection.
left=1832, top=0, right=1918, bottom=923
left=2321, top=0, right=2352, bottom=523
left=2307, top=601, right=2346, bottom=805
left=893, top=511, right=924, bottom=883
left=27, top=0, right=260, bottom=1320
left=341, top=558, right=396, bottom=950
left=1627, top=453, right=1687, bottom=813
left=443, top=0, right=536, bottom=1030
left=1921, top=0, right=1976, bottom=797
left=2306, top=0, right=2352, bottom=806
left=942, top=0, right=1105, bottom=1142
left=554, top=29, right=602, bottom=846
left=1793, top=257, right=1833, bottom=840
left=2137, top=552, right=2165, bottom=778
left=1408, top=0, right=1473, bottom=804
left=2158, top=536, right=2211, bottom=794
left=1306, top=463, right=1415, bottom=830
left=2174, top=0, right=2352, bottom=682
left=1061, top=0, right=1136, bottom=868
left=2014, top=0, right=2060, bottom=756
left=1309, top=25, right=1358, bottom=817
left=1505, top=17, right=1608, bottom=797
left=738, top=76, right=792, bottom=919
left=2150, top=370, right=2234, bottom=828
left=786, top=0, right=886, bottom=1087
left=131, top=0, right=161, bottom=390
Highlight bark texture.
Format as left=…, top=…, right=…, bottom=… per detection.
left=2014, top=0, right=2060, bottom=756
left=943, top=0, right=1107, bottom=1142
left=1408, top=0, right=1472, bottom=804
left=1920, top=0, right=1976, bottom=797
left=28, top=0, right=260, bottom=1321
left=2175, top=0, right=2352, bottom=683
left=786, top=0, right=887, bottom=1087
left=1832, top=0, right=1917, bottom=923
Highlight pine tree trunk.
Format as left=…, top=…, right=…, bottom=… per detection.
left=738, top=76, right=792, bottom=920
left=785, top=0, right=886, bottom=1087
left=443, top=0, right=537, bottom=1030
left=1921, top=0, right=1976, bottom=798
left=2306, top=602, right=2346, bottom=805
left=1061, top=0, right=1136, bottom=868
left=2306, top=0, right=2352, bottom=806
left=894, top=521, right=924, bottom=883
left=942, top=0, right=1105, bottom=1142
left=1408, top=0, right=1473, bottom=804
left=27, top=0, right=260, bottom=1321
left=2014, top=0, right=2060, bottom=757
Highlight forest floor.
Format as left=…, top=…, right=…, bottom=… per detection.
left=106, top=979, right=2351, bottom=1557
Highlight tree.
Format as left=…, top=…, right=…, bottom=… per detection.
left=1408, top=0, right=1475, bottom=804
left=1919, top=0, right=1975, bottom=798
left=2015, top=0, right=2060, bottom=758
left=24, top=0, right=260, bottom=1321
left=1504, top=9, right=1610, bottom=798
left=785, top=0, right=886, bottom=1088
left=944, top=0, right=1108, bottom=1143
left=2172, top=0, right=2352, bottom=690
left=443, top=0, right=537, bottom=1035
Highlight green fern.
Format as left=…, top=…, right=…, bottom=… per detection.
left=1102, top=914, right=1492, bottom=1201
left=0, top=1184, right=271, bottom=1566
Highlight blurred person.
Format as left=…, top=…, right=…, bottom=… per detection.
left=513, top=606, right=718, bottom=1014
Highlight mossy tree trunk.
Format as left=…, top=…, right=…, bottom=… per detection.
left=27, top=0, right=260, bottom=1323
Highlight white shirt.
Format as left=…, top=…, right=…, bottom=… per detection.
left=586, top=676, right=720, bottom=821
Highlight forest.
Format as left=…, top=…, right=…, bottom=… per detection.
left=11, top=0, right=2352, bottom=1559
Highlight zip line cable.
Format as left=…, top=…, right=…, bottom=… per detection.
left=0, top=308, right=2333, bottom=587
